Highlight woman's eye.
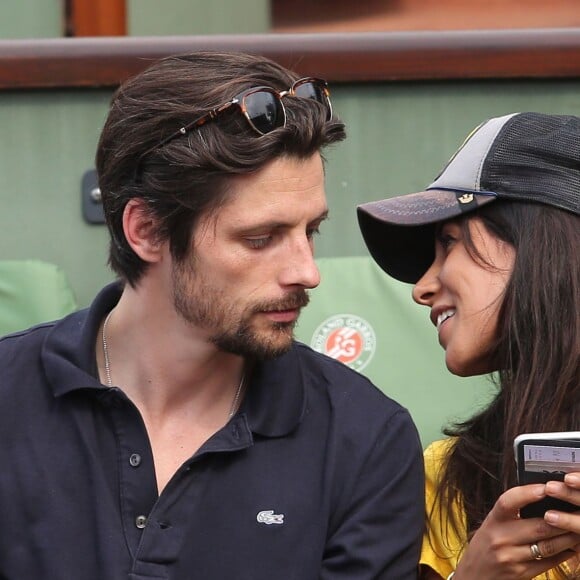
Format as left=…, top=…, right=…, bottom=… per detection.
left=437, top=233, right=456, bottom=250
left=436, top=222, right=462, bottom=251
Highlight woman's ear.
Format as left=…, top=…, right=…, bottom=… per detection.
left=122, top=199, right=164, bottom=263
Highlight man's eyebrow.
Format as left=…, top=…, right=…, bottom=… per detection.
left=311, top=209, right=329, bottom=224
left=238, top=210, right=329, bottom=233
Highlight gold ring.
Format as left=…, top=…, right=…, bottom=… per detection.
left=530, top=543, right=543, bottom=560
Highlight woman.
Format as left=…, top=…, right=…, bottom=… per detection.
left=357, top=112, right=580, bottom=579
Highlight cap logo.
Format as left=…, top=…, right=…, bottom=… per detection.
left=458, top=193, right=474, bottom=204
left=310, top=314, right=376, bottom=372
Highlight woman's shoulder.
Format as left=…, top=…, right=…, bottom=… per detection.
left=423, top=437, right=460, bottom=486
left=424, top=437, right=457, bottom=463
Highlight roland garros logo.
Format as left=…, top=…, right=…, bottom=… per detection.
left=310, top=314, right=376, bottom=372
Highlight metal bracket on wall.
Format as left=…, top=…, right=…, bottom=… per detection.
left=81, top=169, right=105, bottom=224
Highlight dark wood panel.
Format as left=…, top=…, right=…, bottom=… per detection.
left=67, top=0, right=127, bottom=37
left=0, top=29, right=579, bottom=90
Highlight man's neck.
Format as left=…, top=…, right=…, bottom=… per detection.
left=96, top=285, right=246, bottom=423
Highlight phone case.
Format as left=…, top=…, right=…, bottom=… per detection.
left=514, top=432, right=580, bottom=518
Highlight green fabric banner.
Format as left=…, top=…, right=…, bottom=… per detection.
left=0, top=260, right=77, bottom=336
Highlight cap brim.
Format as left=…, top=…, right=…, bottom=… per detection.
left=357, top=189, right=496, bottom=283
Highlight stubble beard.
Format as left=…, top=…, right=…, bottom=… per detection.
left=172, top=260, right=309, bottom=360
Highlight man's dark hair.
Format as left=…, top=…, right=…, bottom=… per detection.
left=96, top=51, right=346, bottom=286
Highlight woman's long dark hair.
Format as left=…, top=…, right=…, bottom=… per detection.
left=432, top=201, right=580, bottom=540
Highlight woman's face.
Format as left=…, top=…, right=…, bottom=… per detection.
left=412, top=217, right=515, bottom=376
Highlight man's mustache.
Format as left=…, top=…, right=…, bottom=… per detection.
left=253, top=290, right=310, bottom=313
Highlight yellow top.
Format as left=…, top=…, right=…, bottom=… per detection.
left=420, top=438, right=576, bottom=580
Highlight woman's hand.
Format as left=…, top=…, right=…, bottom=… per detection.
left=544, top=472, right=580, bottom=536
left=451, top=483, right=580, bottom=580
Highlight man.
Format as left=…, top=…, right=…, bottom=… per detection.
left=0, top=52, right=423, bottom=579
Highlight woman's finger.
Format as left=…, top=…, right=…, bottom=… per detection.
left=564, top=473, right=580, bottom=489
left=492, top=484, right=546, bottom=520
left=545, top=509, right=580, bottom=534
left=545, top=479, right=580, bottom=505
left=528, top=532, right=580, bottom=559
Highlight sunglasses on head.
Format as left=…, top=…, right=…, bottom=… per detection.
left=138, top=77, right=332, bottom=164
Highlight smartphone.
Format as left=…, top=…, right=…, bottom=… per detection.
left=514, top=431, right=580, bottom=518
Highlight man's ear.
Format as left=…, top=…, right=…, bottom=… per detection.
left=122, top=199, right=164, bottom=263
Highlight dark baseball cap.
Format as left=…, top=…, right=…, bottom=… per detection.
left=357, top=112, right=580, bottom=284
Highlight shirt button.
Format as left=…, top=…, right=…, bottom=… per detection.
left=135, top=515, right=148, bottom=529
left=129, top=453, right=142, bottom=467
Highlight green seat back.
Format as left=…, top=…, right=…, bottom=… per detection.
left=294, top=256, right=495, bottom=447
left=0, top=260, right=77, bottom=336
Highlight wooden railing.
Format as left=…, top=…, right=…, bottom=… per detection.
left=1, top=28, right=580, bottom=90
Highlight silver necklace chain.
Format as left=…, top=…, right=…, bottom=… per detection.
left=228, top=373, right=245, bottom=419
left=101, top=310, right=245, bottom=418
left=102, top=310, right=114, bottom=389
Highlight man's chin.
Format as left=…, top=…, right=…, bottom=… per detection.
left=245, top=329, right=295, bottom=360
left=213, top=326, right=294, bottom=360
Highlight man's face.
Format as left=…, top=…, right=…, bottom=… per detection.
left=171, top=153, right=328, bottom=359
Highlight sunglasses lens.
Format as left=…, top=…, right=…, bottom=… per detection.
left=244, top=90, right=285, bottom=134
left=293, top=81, right=332, bottom=119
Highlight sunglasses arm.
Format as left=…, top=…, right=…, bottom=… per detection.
left=147, top=99, right=240, bottom=155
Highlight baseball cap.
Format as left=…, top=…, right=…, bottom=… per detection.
left=357, top=112, right=580, bottom=284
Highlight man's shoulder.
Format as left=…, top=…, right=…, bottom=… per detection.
left=0, top=320, right=56, bottom=355
left=292, top=340, right=408, bottom=419
left=293, top=340, right=375, bottom=382
left=0, top=322, right=58, bottom=415
left=0, top=307, right=88, bottom=383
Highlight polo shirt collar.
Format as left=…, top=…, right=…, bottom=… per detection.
left=42, top=282, right=307, bottom=438
left=42, top=281, right=123, bottom=397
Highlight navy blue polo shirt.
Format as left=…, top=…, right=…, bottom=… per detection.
left=0, top=283, right=424, bottom=579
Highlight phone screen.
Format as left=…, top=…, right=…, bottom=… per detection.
left=521, top=442, right=579, bottom=479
